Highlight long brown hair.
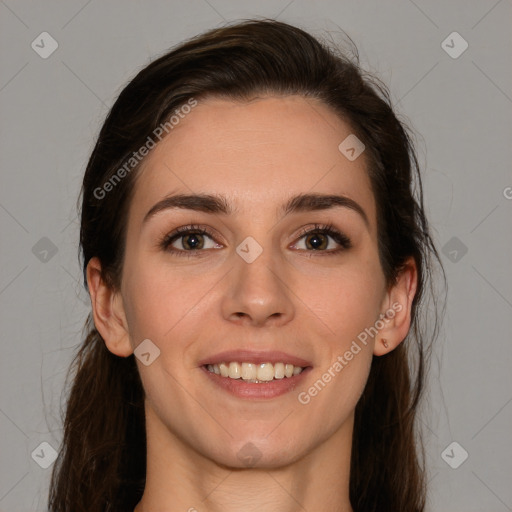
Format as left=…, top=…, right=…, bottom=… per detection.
left=48, top=18, right=446, bottom=512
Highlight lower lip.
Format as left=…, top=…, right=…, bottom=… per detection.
left=201, top=365, right=312, bottom=399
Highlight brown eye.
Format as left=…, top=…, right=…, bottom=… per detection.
left=175, top=232, right=206, bottom=250
left=293, top=224, right=352, bottom=254
left=304, top=232, right=329, bottom=250
left=159, top=225, right=221, bottom=257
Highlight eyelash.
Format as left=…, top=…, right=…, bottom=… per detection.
left=158, top=223, right=352, bottom=258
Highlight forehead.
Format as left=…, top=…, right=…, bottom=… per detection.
left=129, top=95, right=376, bottom=229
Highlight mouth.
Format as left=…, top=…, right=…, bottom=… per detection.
left=198, top=350, right=313, bottom=399
left=203, top=361, right=306, bottom=383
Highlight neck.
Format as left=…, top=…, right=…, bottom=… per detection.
left=134, top=403, right=354, bottom=512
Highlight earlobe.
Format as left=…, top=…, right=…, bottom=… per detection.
left=86, top=257, right=133, bottom=357
left=374, top=256, right=418, bottom=356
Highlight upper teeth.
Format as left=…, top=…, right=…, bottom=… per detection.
left=207, top=362, right=304, bottom=382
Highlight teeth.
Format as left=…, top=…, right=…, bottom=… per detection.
left=219, top=363, right=229, bottom=377
left=207, top=361, right=305, bottom=381
left=241, top=362, right=257, bottom=380
left=274, top=362, right=285, bottom=379
left=257, top=363, right=274, bottom=381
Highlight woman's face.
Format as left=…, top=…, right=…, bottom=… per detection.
left=116, top=95, right=391, bottom=467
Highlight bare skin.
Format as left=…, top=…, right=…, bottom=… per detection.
left=87, top=95, right=417, bottom=512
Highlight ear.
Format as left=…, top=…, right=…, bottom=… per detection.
left=373, top=256, right=418, bottom=356
left=86, top=257, right=133, bottom=357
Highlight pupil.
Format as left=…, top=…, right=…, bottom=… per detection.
left=308, top=233, right=326, bottom=250
left=185, top=233, right=202, bottom=250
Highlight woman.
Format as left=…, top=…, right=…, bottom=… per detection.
left=49, top=18, right=445, bottom=512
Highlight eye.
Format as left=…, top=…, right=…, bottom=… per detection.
left=292, top=223, right=352, bottom=255
left=159, top=224, right=221, bottom=257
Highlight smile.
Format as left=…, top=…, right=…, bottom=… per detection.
left=205, top=361, right=304, bottom=383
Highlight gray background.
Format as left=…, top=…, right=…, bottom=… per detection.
left=0, top=1, right=511, bottom=511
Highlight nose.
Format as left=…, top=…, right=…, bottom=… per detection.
left=220, top=242, right=295, bottom=327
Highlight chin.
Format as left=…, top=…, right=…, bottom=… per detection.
left=205, top=433, right=308, bottom=470
left=214, top=448, right=302, bottom=470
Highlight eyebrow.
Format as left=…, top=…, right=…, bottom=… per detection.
left=143, top=192, right=370, bottom=229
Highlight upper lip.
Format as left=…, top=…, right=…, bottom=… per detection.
left=198, top=349, right=313, bottom=368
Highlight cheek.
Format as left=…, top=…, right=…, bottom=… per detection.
left=122, top=275, right=170, bottom=342
left=302, top=261, right=382, bottom=424
left=121, top=257, right=219, bottom=366
left=121, top=259, right=184, bottom=350
left=293, top=257, right=386, bottom=342
left=294, top=334, right=373, bottom=445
